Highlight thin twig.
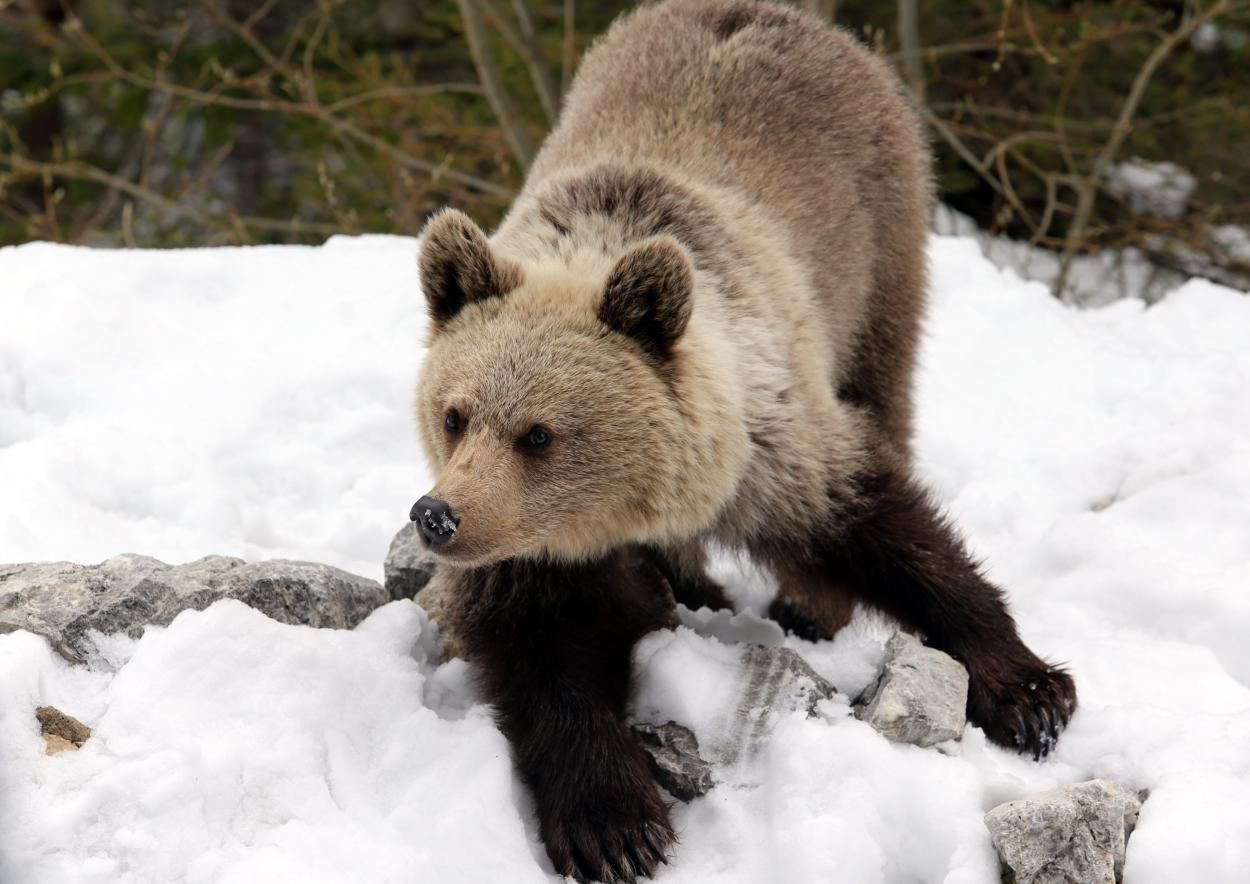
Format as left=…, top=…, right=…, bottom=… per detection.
left=480, top=0, right=561, bottom=124
left=562, top=0, right=575, bottom=95
left=301, top=0, right=334, bottom=106
left=897, top=0, right=924, bottom=103
left=325, top=83, right=483, bottom=113
left=4, top=153, right=218, bottom=231
left=456, top=0, right=537, bottom=171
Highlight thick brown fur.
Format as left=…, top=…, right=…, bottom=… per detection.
left=449, top=548, right=679, bottom=883
left=411, top=1, right=1077, bottom=879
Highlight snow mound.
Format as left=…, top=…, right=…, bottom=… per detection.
left=2, top=233, right=1249, bottom=882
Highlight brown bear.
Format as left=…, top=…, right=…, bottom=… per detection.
left=409, top=1, right=1077, bottom=880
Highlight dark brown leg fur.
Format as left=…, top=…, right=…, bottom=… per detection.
left=453, top=549, right=678, bottom=883
left=649, top=541, right=732, bottom=613
left=767, top=569, right=856, bottom=641
left=761, top=467, right=1076, bottom=759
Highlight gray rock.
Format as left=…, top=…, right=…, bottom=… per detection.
left=738, top=644, right=838, bottom=718
left=384, top=522, right=438, bottom=602
left=708, top=644, right=838, bottom=764
left=384, top=523, right=468, bottom=656
left=855, top=632, right=968, bottom=747
left=633, top=721, right=715, bottom=801
left=984, top=779, right=1144, bottom=884
left=0, top=554, right=388, bottom=663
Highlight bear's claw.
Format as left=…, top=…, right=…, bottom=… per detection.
left=546, top=811, right=674, bottom=883
left=968, top=658, right=1076, bottom=760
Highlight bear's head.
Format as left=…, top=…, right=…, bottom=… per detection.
left=411, top=208, right=745, bottom=567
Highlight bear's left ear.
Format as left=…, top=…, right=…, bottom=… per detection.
left=418, top=208, right=522, bottom=327
left=599, top=237, right=693, bottom=361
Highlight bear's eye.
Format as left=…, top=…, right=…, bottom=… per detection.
left=444, top=409, right=463, bottom=434
left=520, top=426, right=551, bottom=451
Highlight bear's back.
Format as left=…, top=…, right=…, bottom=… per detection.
left=525, top=0, right=931, bottom=432
left=532, top=2, right=926, bottom=241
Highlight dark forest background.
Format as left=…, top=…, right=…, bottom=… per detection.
left=2, top=0, right=1248, bottom=298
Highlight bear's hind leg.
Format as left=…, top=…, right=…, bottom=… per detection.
left=650, top=540, right=733, bottom=614
left=763, top=466, right=1076, bottom=759
left=767, top=570, right=856, bottom=642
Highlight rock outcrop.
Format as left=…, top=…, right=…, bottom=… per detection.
left=383, top=522, right=438, bottom=602
left=0, top=554, right=388, bottom=662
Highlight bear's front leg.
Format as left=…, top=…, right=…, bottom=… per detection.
left=456, top=554, right=677, bottom=882
left=763, top=466, right=1076, bottom=759
left=521, top=700, right=675, bottom=882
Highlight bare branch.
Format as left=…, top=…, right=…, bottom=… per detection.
left=1055, top=0, right=1237, bottom=297
left=480, top=0, right=561, bottom=125
left=301, top=0, right=334, bottom=106
left=62, top=15, right=514, bottom=200
left=206, top=0, right=282, bottom=68
left=562, top=0, right=575, bottom=95
left=3, top=153, right=218, bottom=231
left=897, top=0, right=924, bottom=102
left=324, top=83, right=483, bottom=114
left=3, top=153, right=353, bottom=242
left=912, top=100, right=1033, bottom=228
left=456, top=0, right=538, bottom=171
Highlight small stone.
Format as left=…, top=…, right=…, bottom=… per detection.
left=383, top=522, right=438, bottom=602
left=1, top=555, right=388, bottom=663
left=739, top=644, right=838, bottom=718
left=705, top=644, right=838, bottom=764
left=36, top=705, right=91, bottom=754
left=984, top=779, right=1144, bottom=884
left=633, top=721, right=715, bottom=801
left=855, top=632, right=968, bottom=747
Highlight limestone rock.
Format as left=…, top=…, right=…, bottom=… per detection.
left=633, top=721, right=715, bottom=801
left=0, top=554, right=388, bottom=663
left=738, top=644, right=838, bottom=719
left=36, top=705, right=91, bottom=754
left=984, top=779, right=1144, bottom=884
left=383, top=523, right=472, bottom=656
left=383, top=522, right=438, bottom=602
left=699, top=644, right=839, bottom=765
left=855, top=632, right=968, bottom=747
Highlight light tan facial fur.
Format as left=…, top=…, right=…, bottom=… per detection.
left=415, top=211, right=749, bottom=566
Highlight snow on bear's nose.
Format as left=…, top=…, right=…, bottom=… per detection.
left=411, top=495, right=460, bottom=547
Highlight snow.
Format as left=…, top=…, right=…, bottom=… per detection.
left=0, top=237, right=425, bottom=580
left=1105, top=159, right=1196, bottom=220
left=2, top=233, right=1250, bottom=882
left=933, top=205, right=1189, bottom=307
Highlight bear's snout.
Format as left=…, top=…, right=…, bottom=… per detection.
left=411, top=495, right=460, bottom=547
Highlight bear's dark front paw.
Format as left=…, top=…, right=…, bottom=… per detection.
left=967, top=654, right=1077, bottom=760
left=541, top=792, right=675, bottom=883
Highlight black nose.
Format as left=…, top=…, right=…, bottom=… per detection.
left=410, top=495, right=459, bottom=547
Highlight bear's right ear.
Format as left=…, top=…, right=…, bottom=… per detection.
left=418, top=209, right=522, bottom=327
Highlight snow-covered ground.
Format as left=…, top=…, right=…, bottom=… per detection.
left=2, top=234, right=1249, bottom=883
